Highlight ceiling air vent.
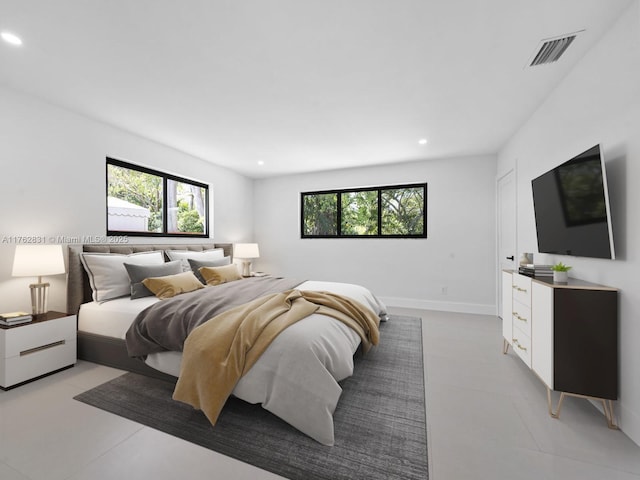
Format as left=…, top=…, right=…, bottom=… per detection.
left=529, top=31, right=582, bottom=67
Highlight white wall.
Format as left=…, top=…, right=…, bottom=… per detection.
left=253, top=155, right=497, bottom=314
left=497, top=1, right=640, bottom=445
left=0, top=86, right=254, bottom=313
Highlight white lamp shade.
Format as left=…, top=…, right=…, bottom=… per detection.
left=234, top=243, right=260, bottom=259
left=12, top=245, right=66, bottom=277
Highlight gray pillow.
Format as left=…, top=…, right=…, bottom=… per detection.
left=124, top=260, right=183, bottom=299
left=165, top=248, right=225, bottom=272
left=188, top=256, right=231, bottom=283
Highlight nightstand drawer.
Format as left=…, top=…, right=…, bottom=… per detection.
left=0, top=337, right=76, bottom=387
left=0, top=313, right=77, bottom=389
left=2, top=315, right=75, bottom=358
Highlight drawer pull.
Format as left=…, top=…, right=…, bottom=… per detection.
left=513, top=313, right=528, bottom=322
left=512, top=338, right=527, bottom=352
left=515, top=287, right=527, bottom=293
left=20, top=340, right=65, bottom=356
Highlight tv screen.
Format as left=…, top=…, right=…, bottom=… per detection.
left=531, top=144, right=615, bottom=259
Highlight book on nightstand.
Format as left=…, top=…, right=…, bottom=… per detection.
left=0, top=311, right=33, bottom=326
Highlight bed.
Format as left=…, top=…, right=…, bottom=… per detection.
left=67, top=243, right=387, bottom=445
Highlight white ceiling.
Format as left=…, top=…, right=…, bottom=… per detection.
left=0, top=0, right=633, bottom=178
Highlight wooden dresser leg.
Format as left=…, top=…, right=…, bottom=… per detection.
left=603, top=400, right=619, bottom=430
left=547, top=388, right=565, bottom=419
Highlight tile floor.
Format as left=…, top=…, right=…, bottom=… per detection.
left=1, top=309, right=639, bottom=479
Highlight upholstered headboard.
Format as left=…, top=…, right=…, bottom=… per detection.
left=66, top=243, right=233, bottom=315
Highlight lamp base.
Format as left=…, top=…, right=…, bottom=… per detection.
left=29, top=282, right=50, bottom=315
left=241, top=261, right=252, bottom=277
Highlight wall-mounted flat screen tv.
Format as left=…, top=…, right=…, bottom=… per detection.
left=531, top=144, right=615, bottom=259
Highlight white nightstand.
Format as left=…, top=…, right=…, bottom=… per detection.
left=0, top=311, right=76, bottom=389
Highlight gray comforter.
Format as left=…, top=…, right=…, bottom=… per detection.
left=125, top=276, right=303, bottom=357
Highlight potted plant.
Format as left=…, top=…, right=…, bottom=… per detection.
left=551, top=262, right=571, bottom=283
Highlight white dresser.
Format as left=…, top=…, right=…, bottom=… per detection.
left=502, top=270, right=618, bottom=427
left=0, top=311, right=76, bottom=389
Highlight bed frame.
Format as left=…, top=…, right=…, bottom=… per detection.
left=67, top=243, right=233, bottom=381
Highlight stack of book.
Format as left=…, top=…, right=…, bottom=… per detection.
left=0, top=311, right=33, bottom=326
left=518, top=264, right=553, bottom=278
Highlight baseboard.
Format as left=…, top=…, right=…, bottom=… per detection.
left=586, top=398, right=640, bottom=448
left=619, top=402, right=640, bottom=447
left=379, top=296, right=495, bottom=316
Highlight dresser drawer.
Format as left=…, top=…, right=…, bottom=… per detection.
left=0, top=336, right=76, bottom=387
left=511, top=300, right=532, bottom=337
left=2, top=315, right=75, bottom=358
left=512, top=274, right=532, bottom=307
left=511, top=325, right=531, bottom=368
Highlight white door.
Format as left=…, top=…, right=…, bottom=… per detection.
left=497, top=169, right=516, bottom=318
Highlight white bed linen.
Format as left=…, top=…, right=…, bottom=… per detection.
left=78, top=296, right=159, bottom=338
left=78, top=281, right=387, bottom=445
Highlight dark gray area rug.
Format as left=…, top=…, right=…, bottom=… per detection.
left=74, top=315, right=427, bottom=480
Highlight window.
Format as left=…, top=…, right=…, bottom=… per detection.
left=301, top=183, right=426, bottom=238
left=106, top=158, right=209, bottom=237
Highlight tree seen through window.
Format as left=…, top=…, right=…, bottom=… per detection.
left=107, top=158, right=209, bottom=237
left=301, top=183, right=426, bottom=238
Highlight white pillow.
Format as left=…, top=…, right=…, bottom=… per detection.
left=165, top=248, right=225, bottom=272
left=80, top=251, right=165, bottom=302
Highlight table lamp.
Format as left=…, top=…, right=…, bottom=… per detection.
left=12, top=244, right=66, bottom=314
left=233, top=243, right=260, bottom=277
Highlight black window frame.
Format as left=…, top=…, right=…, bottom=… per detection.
left=106, top=157, right=210, bottom=238
left=301, top=182, right=427, bottom=238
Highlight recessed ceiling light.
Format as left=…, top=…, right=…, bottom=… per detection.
left=418, top=138, right=428, bottom=145
left=1, top=31, right=23, bottom=46
left=257, top=160, right=265, bottom=166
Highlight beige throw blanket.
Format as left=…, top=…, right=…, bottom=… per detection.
left=172, top=289, right=381, bottom=426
